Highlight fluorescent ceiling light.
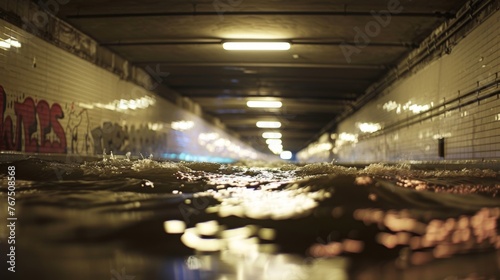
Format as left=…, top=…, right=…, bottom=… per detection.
left=262, top=132, right=282, bottom=139
left=247, top=101, right=282, bottom=108
left=268, top=143, right=283, bottom=149
left=280, top=151, right=292, bottom=160
left=269, top=144, right=283, bottom=154
left=223, top=42, right=290, bottom=51
left=266, top=139, right=282, bottom=145
left=256, top=121, right=281, bottom=128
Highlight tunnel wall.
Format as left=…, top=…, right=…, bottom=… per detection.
left=299, top=9, right=499, bottom=163
left=0, top=19, right=266, bottom=162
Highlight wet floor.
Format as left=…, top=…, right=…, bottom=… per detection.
left=0, top=157, right=499, bottom=279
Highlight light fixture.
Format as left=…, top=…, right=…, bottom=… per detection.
left=268, top=143, right=283, bottom=149
left=256, top=121, right=281, bottom=128
left=222, top=41, right=290, bottom=51
left=280, top=151, right=292, bottom=160
left=266, top=139, right=282, bottom=145
left=268, top=143, right=283, bottom=154
left=262, top=132, right=282, bottom=139
left=247, top=100, right=282, bottom=108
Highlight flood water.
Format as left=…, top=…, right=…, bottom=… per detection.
left=0, top=157, right=499, bottom=280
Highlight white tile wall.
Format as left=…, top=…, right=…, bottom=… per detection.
left=332, top=10, right=500, bottom=163
left=0, top=20, right=267, bottom=162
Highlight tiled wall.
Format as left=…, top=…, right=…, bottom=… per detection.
left=335, top=9, right=499, bottom=163
left=299, top=9, right=499, bottom=163
left=0, top=20, right=267, bottom=162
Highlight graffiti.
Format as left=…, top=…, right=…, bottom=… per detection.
left=91, top=122, right=126, bottom=154
left=0, top=85, right=67, bottom=153
left=66, top=106, right=93, bottom=154
left=91, top=122, right=167, bottom=156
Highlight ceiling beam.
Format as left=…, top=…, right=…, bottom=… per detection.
left=134, top=62, right=388, bottom=70
left=184, top=93, right=359, bottom=102
left=237, top=130, right=317, bottom=137
left=102, top=39, right=415, bottom=48
left=211, top=112, right=341, bottom=119
left=217, top=113, right=340, bottom=121
left=233, top=126, right=320, bottom=132
left=174, top=87, right=361, bottom=98
left=191, top=96, right=351, bottom=106
left=175, top=84, right=364, bottom=92
left=224, top=118, right=326, bottom=127
left=166, top=77, right=372, bottom=86
left=244, top=138, right=311, bottom=148
left=156, top=73, right=371, bottom=82
left=67, top=11, right=454, bottom=19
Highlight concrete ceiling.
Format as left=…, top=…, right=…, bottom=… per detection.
left=55, top=0, right=469, bottom=155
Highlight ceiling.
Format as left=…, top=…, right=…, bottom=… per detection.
left=54, top=0, right=469, bottom=155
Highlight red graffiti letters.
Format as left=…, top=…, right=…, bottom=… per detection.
left=0, top=85, right=67, bottom=153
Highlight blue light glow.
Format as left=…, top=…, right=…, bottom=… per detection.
left=162, top=153, right=235, bottom=163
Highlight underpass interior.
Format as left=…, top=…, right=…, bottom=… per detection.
left=0, top=0, right=499, bottom=279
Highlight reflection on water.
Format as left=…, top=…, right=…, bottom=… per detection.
left=0, top=158, right=499, bottom=279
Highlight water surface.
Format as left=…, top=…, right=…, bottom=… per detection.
left=0, top=158, right=499, bottom=279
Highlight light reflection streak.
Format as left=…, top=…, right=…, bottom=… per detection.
left=0, top=37, right=21, bottom=49
left=177, top=167, right=330, bottom=220
left=171, top=120, right=194, bottom=131
left=161, top=162, right=499, bottom=276
left=168, top=217, right=350, bottom=279
left=79, top=95, right=156, bottom=111
left=351, top=206, right=500, bottom=265
left=382, top=100, right=432, bottom=114
left=338, top=133, right=358, bottom=144
left=356, top=122, right=382, bottom=133
left=432, top=133, right=452, bottom=139
left=178, top=252, right=349, bottom=280
left=198, top=133, right=258, bottom=160
left=296, top=133, right=333, bottom=162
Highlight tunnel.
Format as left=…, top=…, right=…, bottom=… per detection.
left=0, top=0, right=499, bottom=279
